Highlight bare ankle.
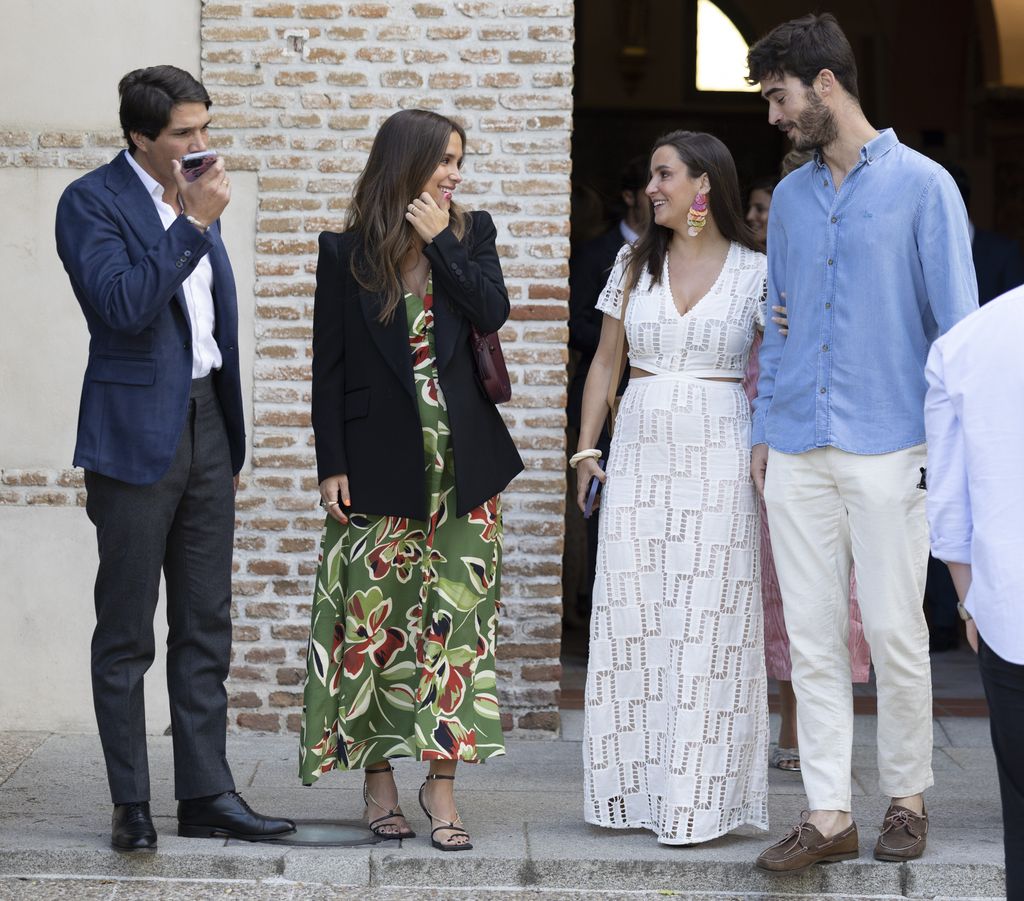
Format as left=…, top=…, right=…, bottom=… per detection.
left=892, top=794, right=924, bottom=815
left=806, top=809, right=853, bottom=837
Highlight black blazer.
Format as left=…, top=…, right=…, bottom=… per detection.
left=973, top=228, right=1024, bottom=305
left=311, top=210, right=524, bottom=519
left=567, top=225, right=626, bottom=428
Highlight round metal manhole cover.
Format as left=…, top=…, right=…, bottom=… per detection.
left=229, top=820, right=383, bottom=848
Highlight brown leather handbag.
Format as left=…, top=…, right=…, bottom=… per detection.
left=470, top=325, right=512, bottom=404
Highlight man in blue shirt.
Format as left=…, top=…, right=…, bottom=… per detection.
left=745, top=14, right=977, bottom=874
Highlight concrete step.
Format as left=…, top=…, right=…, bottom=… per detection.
left=0, top=730, right=1007, bottom=900
left=0, top=875, right=1008, bottom=901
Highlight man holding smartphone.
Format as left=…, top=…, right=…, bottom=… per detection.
left=55, top=65, right=293, bottom=851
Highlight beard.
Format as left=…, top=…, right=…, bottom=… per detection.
left=789, top=88, right=839, bottom=151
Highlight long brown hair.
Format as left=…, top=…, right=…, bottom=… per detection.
left=624, top=131, right=757, bottom=297
left=346, top=109, right=468, bottom=323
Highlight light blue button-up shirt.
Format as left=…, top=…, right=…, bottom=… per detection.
left=752, top=128, right=978, bottom=453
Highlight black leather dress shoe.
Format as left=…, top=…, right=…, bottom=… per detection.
left=177, top=791, right=295, bottom=841
left=111, top=801, right=157, bottom=852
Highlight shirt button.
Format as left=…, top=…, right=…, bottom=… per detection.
left=831, top=216, right=838, bottom=223
left=820, top=387, right=827, bottom=394
left=822, top=344, right=829, bottom=352
left=825, top=302, right=831, bottom=309
left=827, top=259, right=834, bottom=265
left=822, top=179, right=828, bottom=186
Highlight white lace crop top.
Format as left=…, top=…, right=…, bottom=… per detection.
left=596, top=241, right=767, bottom=379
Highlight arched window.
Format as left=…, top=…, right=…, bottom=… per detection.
left=695, top=0, right=758, bottom=93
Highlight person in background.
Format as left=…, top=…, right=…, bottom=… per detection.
left=300, top=109, right=523, bottom=852
left=743, top=155, right=871, bottom=774
left=564, top=156, right=650, bottom=626
left=744, top=175, right=774, bottom=250
left=942, top=162, right=1024, bottom=306
left=925, top=284, right=1024, bottom=901
left=747, top=12, right=977, bottom=872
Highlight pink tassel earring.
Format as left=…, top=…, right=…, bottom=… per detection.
left=687, top=192, right=708, bottom=237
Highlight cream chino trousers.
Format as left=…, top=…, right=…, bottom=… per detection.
left=763, top=444, right=934, bottom=812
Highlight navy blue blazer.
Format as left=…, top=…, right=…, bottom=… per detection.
left=55, top=151, right=245, bottom=485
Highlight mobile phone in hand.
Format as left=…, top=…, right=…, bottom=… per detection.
left=583, top=459, right=606, bottom=519
left=181, top=150, right=218, bottom=182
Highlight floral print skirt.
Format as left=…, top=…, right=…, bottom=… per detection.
left=299, top=286, right=505, bottom=784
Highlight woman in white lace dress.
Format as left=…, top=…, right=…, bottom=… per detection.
left=573, top=131, right=769, bottom=845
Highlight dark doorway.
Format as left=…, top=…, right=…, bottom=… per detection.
left=560, top=0, right=1023, bottom=714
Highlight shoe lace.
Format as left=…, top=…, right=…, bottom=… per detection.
left=226, top=791, right=255, bottom=816
left=881, top=808, right=922, bottom=835
left=784, top=820, right=817, bottom=850
left=124, top=804, right=150, bottom=825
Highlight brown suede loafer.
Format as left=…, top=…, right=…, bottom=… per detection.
left=874, top=804, right=928, bottom=861
left=756, top=817, right=860, bottom=873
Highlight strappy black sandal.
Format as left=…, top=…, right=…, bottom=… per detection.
left=363, top=764, right=415, bottom=841
left=418, top=773, right=473, bottom=851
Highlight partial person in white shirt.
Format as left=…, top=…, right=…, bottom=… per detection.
left=924, top=284, right=1024, bottom=901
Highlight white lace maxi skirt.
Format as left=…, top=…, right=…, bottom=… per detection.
left=582, top=372, right=769, bottom=845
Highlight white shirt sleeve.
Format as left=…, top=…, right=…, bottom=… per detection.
left=924, top=342, right=973, bottom=564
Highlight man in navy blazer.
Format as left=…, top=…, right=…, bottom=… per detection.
left=55, top=65, right=292, bottom=852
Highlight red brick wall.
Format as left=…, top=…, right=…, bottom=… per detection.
left=1, top=0, right=573, bottom=739
left=207, top=1, right=573, bottom=738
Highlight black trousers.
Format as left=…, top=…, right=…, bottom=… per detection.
left=85, top=376, right=236, bottom=804
left=978, top=635, right=1024, bottom=901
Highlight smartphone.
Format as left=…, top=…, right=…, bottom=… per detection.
left=181, top=150, right=218, bottom=182
left=583, top=460, right=606, bottom=519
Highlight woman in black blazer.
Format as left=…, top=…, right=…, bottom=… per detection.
left=299, top=110, right=523, bottom=852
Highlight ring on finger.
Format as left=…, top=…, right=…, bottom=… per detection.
left=327, top=500, right=340, bottom=507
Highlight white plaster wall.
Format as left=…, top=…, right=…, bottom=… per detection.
left=0, top=0, right=259, bottom=733
left=0, top=168, right=258, bottom=470
left=0, top=1, right=201, bottom=130
left=0, top=169, right=256, bottom=732
left=0, top=508, right=169, bottom=733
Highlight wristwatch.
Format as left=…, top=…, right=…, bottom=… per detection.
left=956, top=600, right=973, bottom=622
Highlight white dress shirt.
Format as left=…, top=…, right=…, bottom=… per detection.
left=125, top=150, right=221, bottom=378
left=924, top=285, right=1024, bottom=663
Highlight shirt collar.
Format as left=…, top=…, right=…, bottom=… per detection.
left=619, top=219, right=640, bottom=245
left=812, top=127, right=899, bottom=169
left=124, top=149, right=165, bottom=202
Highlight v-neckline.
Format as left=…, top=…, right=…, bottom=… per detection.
left=664, top=241, right=734, bottom=319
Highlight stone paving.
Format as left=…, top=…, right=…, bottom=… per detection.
left=0, top=712, right=1007, bottom=900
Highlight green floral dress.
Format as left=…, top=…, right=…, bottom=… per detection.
left=299, top=279, right=506, bottom=784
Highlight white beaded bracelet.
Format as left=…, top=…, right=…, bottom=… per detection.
left=569, top=449, right=602, bottom=469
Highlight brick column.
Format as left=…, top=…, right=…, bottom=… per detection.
left=200, top=0, right=574, bottom=738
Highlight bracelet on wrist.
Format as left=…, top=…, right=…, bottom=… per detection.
left=184, top=214, right=209, bottom=234
left=569, top=449, right=602, bottom=469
